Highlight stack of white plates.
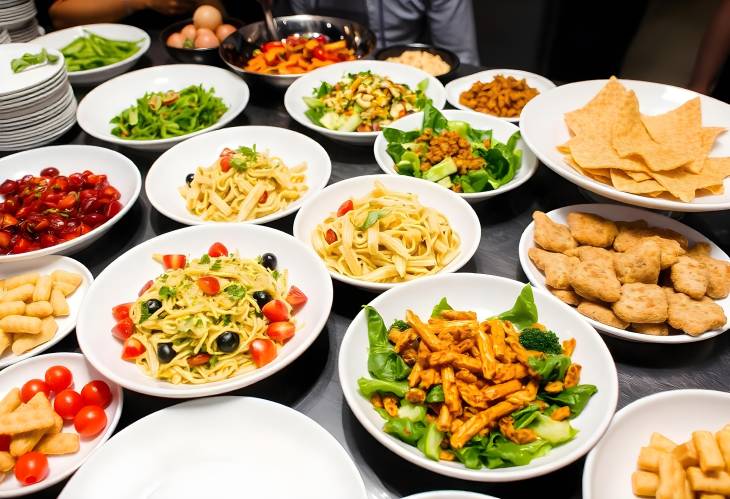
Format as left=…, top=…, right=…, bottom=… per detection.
left=8, top=18, right=42, bottom=42
left=0, top=43, right=76, bottom=151
left=0, top=28, right=10, bottom=44
left=0, top=0, right=37, bottom=31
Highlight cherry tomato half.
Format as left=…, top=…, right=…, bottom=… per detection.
left=54, top=389, right=83, bottom=420
left=285, top=286, right=308, bottom=310
left=249, top=338, right=277, bottom=367
left=20, top=379, right=51, bottom=404
left=73, top=405, right=107, bottom=438
left=111, top=302, right=133, bottom=322
left=219, top=155, right=231, bottom=173
left=15, top=452, right=48, bottom=486
left=208, top=242, right=228, bottom=257
left=336, top=199, right=353, bottom=217
left=261, top=299, right=289, bottom=322
left=121, top=337, right=145, bottom=360
left=186, top=353, right=211, bottom=367
left=44, top=365, right=73, bottom=393
left=267, top=321, right=295, bottom=343
left=196, top=276, right=220, bottom=295
left=325, top=229, right=337, bottom=244
left=161, top=254, right=186, bottom=270
left=138, top=280, right=154, bottom=297
left=111, top=317, right=135, bottom=341
left=80, top=380, right=112, bottom=409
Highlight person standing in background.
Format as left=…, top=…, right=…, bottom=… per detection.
left=688, top=0, right=730, bottom=102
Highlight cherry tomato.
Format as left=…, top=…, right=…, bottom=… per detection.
left=285, top=286, right=308, bottom=310
left=249, top=338, right=277, bottom=367
left=111, top=317, right=135, bottom=341
left=121, top=337, right=145, bottom=360
left=73, top=405, right=107, bottom=438
left=267, top=321, right=295, bottom=343
left=15, top=451, right=48, bottom=485
left=162, top=254, right=186, bottom=270
left=208, top=242, right=228, bottom=257
left=112, top=303, right=133, bottom=321
left=325, top=228, right=337, bottom=244
left=138, top=280, right=153, bottom=296
left=40, top=167, right=59, bottom=177
left=186, top=353, right=211, bottom=366
left=262, top=40, right=284, bottom=51
left=336, top=199, right=353, bottom=217
left=80, top=380, right=112, bottom=409
left=219, top=155, right=231, bottom=172
left=57, top=192, right=78, bottom=209
left=196, top=276, right=220, bottom=295
left=44, top=365, right=73, bottom=393
left=20, top=379, right=51, bottom=403
left=261, top=299, right=289, bottom=322
left=312, top=46, right=327, bottom=60
left=54, top=389, right=84, bottom=420
left=259, top=190, right=268, bottom=204
left=0, top=435, right=10, bottom=452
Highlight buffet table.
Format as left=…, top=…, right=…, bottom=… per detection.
left=11, top=31, right=730, bottom=499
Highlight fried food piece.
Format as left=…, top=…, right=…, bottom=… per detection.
left=566, top=212, right=618, bottom=248
left=548, top=286, right=581, bottom=306
left=528, top=247, right=579, bottom=290
left=533, top=211, right=577, bottom=253
left=717, top=428, right=730, bottom=473
left=551, top=406, right=571, bottom=421
left=693, top=431, right=726, bottom=473
left=633, top=470, right=659, bottom=497
left=638, top=446, right=665, bottom=472
left=657, top=454, right=689, bottom=499
left=667, top=292, right=727, bottom=336
left=570, top=260, right=622, bottom=302
left=577, top=301, right=629, bottom=329
left=612, top=283, right=668, bottom=324
left=499, top=416, right=537, bottom=444
left=673, top=441, right=699, bottom=468
left=687, top=243, right=730, bottom=299
left=631, top=322, right=670, bottom=336
left=614, top=221, right=689, bottom=252
left=35, top=432, right=80, bottom=455
left=565, top=246, right=615, bottom=268
left=671, top=256, right=710, bottom=299
left=450, top=400, right=518, bottom=449
left=614, top=239, right=662, bottom=284
left=686, top=467, right=730, bottom=494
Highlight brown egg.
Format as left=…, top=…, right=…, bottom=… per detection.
left=215, top=24, right=237, bottom=42
left=193, top=5, right=223, bottom=31
left=180, top=24, right=197, bottom=40
left=194, top=28, right=220, bottom=49
left=166, top=32, right=185, bottom=48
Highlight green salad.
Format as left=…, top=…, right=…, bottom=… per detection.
left=61, top=31, right=143, bottom=72
left=110, top=84, right=228, bottom=140
left=358, top=284, right=597, bottom=469
left=384, top=102, right=523, bottom=193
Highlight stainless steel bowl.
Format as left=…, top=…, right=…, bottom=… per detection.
left=219, top=15, right=376, bottom=90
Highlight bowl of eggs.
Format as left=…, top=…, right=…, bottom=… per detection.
left=161, top=5, right=241, bottom=65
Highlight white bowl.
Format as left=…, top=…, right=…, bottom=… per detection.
left=518, top=203, right=730, bottom=343
left=373, top=109, right=538, bottom=203
left=0, top=256, right=92, bottom=368
left=76, top=224, right=333, bottom=398
left=292, top=174, right=481, bottom=292
left=284, top=60, right=446, bottom=145
left=146, top=126, right=332, bottom=225
left=0, top=352, right=122, bottom=498
left=30, top=24, right=150, bottom=86
left=445, top=69, right=556, bottom=123
left=0, top=145, right=142, bottom=263
left=403, top=493, right=499, bottom=499
left=519, top=78, right=730, bottom=212
left=338, top=273, right=618, bottom=481
left=583, top=389, right=730, bottom=499
left=60, top=396, right=366, bottom=499
left=76, top=64, right=249, bottom=151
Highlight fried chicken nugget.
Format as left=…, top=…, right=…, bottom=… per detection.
left=614, top=239, right=661, bottom=284
left=612, top=283, right=668, bottom=324
left=570, top=260, right=622, bottom=303
left=613, top=221, right=689, bottom=252
left=631, top=322, right=670, bottom=336
left=566, top=212, right=618, bottom=248
left=671, top=256, right=709, bottom=299
left=687, top=243, right=730, bottom=299
left=548, top=286, right=581, bottom=306
left=528, top=247, right=579, bottom=290
left=533, top=211, right=577, bottom=253
left=577, top=301, right=629, bottom=329
left=667, top=292, right=727, bottom=336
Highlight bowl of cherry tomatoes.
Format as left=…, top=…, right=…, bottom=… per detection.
left=0, top=145, right=142, bottom=262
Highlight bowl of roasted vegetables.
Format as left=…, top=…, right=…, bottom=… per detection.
left=339, top=273, right=618, bottom=481
left=219, top=14, right=376, bottom=89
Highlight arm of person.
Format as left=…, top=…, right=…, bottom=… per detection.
left=426, top=0, right=479, bottom=66
left=688, top=0, right=730, bottom=94
left=49, top=0, right=197, bottom=29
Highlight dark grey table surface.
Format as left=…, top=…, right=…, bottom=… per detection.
left=9, top=31, right=730, bottom=499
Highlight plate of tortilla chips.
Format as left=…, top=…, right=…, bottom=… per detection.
left=518, top=204, right=730, bottom=343
left=519, top=77, right=730, bottom=211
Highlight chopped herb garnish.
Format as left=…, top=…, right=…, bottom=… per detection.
left=210, top=259, right=222, bottom=271
left=199, top=254, right=211, bottom=264
left=224, top=284, right=246, bottom=301
left=159, top=286, right=176, bottom=300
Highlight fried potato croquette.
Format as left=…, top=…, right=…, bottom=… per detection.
left=570, top=260, right=622, bottom=303
left=671, top=256, right=710, bottom=299
left=613, top=283, right=668, bottom=324
left=667, top=292, right=727, bottom=336
left=577, top=301, right=629, bottom=329
left=632, top=322, right=670, bottom=336
left=533, top=211, right=577, bottom=253
left=614, top=239, right=662, bottom=284
left=528, top=247, right=578, bottom=290
left=548, top=286, right=581, bottom=306
left=566, top=212, right=618, bottom=248
left=687, top=243, right=730, bottom=299
left=632, top=470, right=659, bottom=496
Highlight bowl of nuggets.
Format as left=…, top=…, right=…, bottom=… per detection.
left=583, top=389, right=730, bottom=499
left=519, top=204, right=730, bottom=343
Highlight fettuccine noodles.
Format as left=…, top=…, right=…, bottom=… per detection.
left=311, top=181, right=460, bottom=283
left=179, top=146, right=308, bottom=222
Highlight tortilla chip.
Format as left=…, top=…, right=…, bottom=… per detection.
left=565, top=155, right=612, bottom=184
left=684, top=127, right=725, bottom=174
left=610, top=169, right=666, bottom=194
left=564, top=76, right=630, bottom=138
left=567, top=134, right=648, bottom=172
left=557, top=142, right=571, bottom=154
left=647, top=157, right=730, bottom=202
left=641, top=97, right=703, bottom=169
left=625, top=171, right=653, bottom=182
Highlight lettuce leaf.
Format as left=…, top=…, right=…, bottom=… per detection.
left=496, top=284, right=538, bottom=329
left=364, top=306, right=411, bottom=381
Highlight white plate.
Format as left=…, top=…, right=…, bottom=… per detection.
left=0, top=97, right=76, bottom=141
left=0, top=111, right=76, bottom=152
left=76, top=224, right=333, bottom=398
left=30, top=24, right=150, bottom=85
left=0, top=85, right=73, bottom=127
left=518, top=203, right=730, bottom=343
left=76, top=64, right=249, bottom=151
left=146, top=126, right=332, bottom=226
left=373, top=109, right=538, bottom=203
left=292, top=174, right=481, bottom=292
left=0, top=256, right=92, bottom=368
left=0, top=352, right=122, bottom=498
left=60, top=396, right=365, bottom=499
left=0, top=43, right=64, bottom=96
left=339, top=273, right=618, bottom=481
left=284, top=60, right=446, bottom=145
left=445, top=69, right=556, bottom=123
left=520, top=78, right=730, bottom=212
left=583, top=389, right=730, bottom=499
left=403, top=493, right=499, bottom=499
left=0, top=145, right=141, bottom=262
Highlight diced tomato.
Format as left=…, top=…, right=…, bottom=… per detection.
left=262, top=41, right=284, bottom=52
left=261, top=299, right=289, bottom=322
left=197, top=276, right=220, bottom=295
left=285, top=286, right=308, bottom=310
left=0, top=213, right=18, bottom=228
left=121, top=337, right=145, bottom=360
left=336, top=199, right=353, bottom=217
left=267, top=321, right=295, bottom=343
left=187, top=353, right=211, bottom=366
left=162, top=254, right=186, bottom=270
left=312, top=46, right=326, bottom=61
left=111, top=318, right=135, bottom=341
left=219, top=155, right=231, bottom=172
left=259, top=190, right=268, bottom=203
left=112, top=303, right=133, bottom=321
left=0, top=231, right=9, bottom=248
left=208, top=242, right=228, bottom=257
left=106, top=200, right=123, bottom=218
left=249, top=338, right=277, bottom=367
left=57, top=192, right=78, bottom=209
left=325, top=229, right=337, bottom=244
left=138, top=280, right=153, bottom=296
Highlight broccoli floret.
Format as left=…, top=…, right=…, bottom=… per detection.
left=519, top=328, right=562, bottom=354
left=390, top=319, right=410, bottom=331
